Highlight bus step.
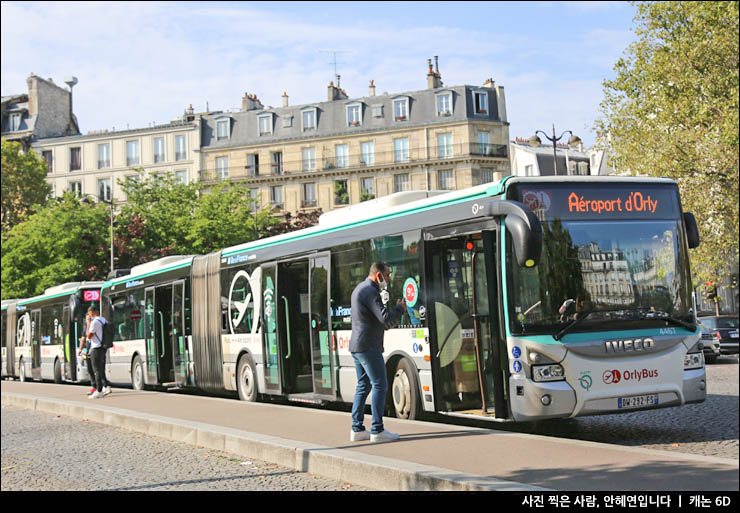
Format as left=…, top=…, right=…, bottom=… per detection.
left=161, top=382, right=178, bottom=389
left=287, top=394, right=326, bottom=406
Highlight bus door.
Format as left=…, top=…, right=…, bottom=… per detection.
left=260, top=263, right=283, bottom=395
left=172, top=280, right=187, bottom=387
left=62, top=305, right=73, bottom=381
left=31, top=309, right=42, bottom=380
left=144, top=286, right=175, bottom=386
left=309, top=253, right=336, bottom=400
left=425, top=229, right=505, bottom=416
left=276, top=258, right=312, bottom=396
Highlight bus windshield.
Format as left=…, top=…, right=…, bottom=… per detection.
left=507, top=184, right=694, bottom=336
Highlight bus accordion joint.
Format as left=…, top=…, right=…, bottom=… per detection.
left=488, top=200, right=543, bottom=267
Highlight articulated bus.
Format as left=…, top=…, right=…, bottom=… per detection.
left=96, top=176, right=705, bottom=422
left=1, top=282, right=104, bottom=383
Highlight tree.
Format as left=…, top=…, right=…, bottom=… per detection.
left=1, top=138, right=51, bottom=235
left=596, top=1, right=739, bottom=285
left=1, top=194, right=109, bottom=299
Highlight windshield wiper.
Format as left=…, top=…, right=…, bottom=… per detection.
left=554, top=307, right=696, bottom=341
left=554, top=310, right=593, bottom=341
left=638, top=309, right=696, bottom=331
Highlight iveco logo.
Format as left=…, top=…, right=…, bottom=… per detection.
left=605, top=338, right=655, bottom=353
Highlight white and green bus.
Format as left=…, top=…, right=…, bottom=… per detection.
left=2, top=282, right=104, bottom=384
left=99, top=176, right=705, bottom=422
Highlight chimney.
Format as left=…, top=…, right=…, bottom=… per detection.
left=426, top=57, right=442, bottom=89
left=242, top=92, right=264, bottom=111
left=369, top=80, right=376, bottom=97
left=328, top=79, right=348, bottom=101
left=282, top=91, right=289, bottom=107
left=483, top=78, right=495, bottom=88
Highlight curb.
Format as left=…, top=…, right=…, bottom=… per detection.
left=1, top=391, right=550, bottom=492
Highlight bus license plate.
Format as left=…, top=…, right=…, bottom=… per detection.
left=618, top=394, right=659, bottom=409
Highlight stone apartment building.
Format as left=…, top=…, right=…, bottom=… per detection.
left=198, top=58, right=511, bottom=214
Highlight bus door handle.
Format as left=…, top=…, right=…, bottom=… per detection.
left=158, top=312, right=165, bottom=358
left=281, top=296, right=291, bottom=359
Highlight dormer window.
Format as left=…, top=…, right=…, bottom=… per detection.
left=258, top=113, right=273, bottom=136
left=436, top=91, right=453, bottom=116
left=473, top=90, right=489, bottom=115
left=216, top=118, right=231, bottom=140
left=393, top=97, right=409, bottom=121
left=9, top=113, right=22, bottom=131
left=346, top=102, right=362, bottom=127
left=302, top=108, right=317, bottom=131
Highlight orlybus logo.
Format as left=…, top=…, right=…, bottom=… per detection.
left=603, top=369, right=622, bottom=384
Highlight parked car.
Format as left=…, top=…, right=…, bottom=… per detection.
left=697, top=321, right=722, bottom=363
left=698, top=315, right=739, bottom=356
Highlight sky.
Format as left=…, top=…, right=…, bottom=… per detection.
left=1, top=1, right=638, bottom=147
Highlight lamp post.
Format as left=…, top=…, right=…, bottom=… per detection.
left=528, top=124, right=582, bottom=176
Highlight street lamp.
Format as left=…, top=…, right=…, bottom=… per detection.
left=528, top=124, right=582, bottom=176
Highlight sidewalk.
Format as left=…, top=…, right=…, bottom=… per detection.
left=2, top=380, right=737, bottom=491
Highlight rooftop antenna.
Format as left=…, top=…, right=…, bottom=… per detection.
left=321, top=50, right=344, bottom=84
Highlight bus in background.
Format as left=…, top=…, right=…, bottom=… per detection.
left=10, top=282, right=104, bottom=383
left=100, top=175, right=704, bottom=422
left=2, top=299, right=21, bottom=380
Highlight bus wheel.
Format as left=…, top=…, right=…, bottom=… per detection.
left=132, top=356, right=145, bottom=391
left=19, top=359, right=26, bottom=382
left=392, top=358, right=422, bottom=420
left=54, top=359, right=62, bottom=384
left=237, top=354, right=258, bottom=402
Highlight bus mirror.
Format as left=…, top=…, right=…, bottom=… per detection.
left=489, top=200, right=543, bottom=268
left=683, top=212, right=700, bottom=249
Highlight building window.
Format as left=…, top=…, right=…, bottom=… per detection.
left=216, top=119, right=230, bottom=140
left=480, top=168, right=493, bottom=184
left=258, top=114, right=272, bottom=136
left=477, top=132, right=490, bottom=155
left=282, top=115, right=293, bottom=128
left=98, top=178, right=111, bottom=202
left=361, top=141, right=374, bottom=165
left=524, top=164, right=534, bottom=177
left=394, top=174, right=409, bottom=193
left=175, top=135, right=187, bottom=161
left=9, top=113, right=22, bottom=131
left=346, top=103, right=362, bottom=126
left=302, top=182, right=316, bottom=207
left=394, top=137, right=409, bottom=162
left=70, top=147, right=81, bottom=171
left=42, top=151, right=53, bottom=173
left=474, top=91, right=488, bottom=114
left=69, top=181, right=82, bottom=197
left=361, top=177, right=374, bottom=201
left=335, top=144, right=349, bottom=168
left=393, top=98, right=408, bottom=121
left=372, top=105, right=384, bottom=118
left=302, top=147, right=316, bottom=171
left=436, top=93, right=452, bottom=116
left=437, top=133, right=453, bottom=158
left=154, top=137, right=165, bottom=163
left=334, top=180, right=349, bottom=205
left=175, top=171, right=188, bottom=185
left=216, top=157, right=229, bottom=180
left=247, top=154, right=259, bottom=176
left=271, top=151, right=283, bottom=175
left=97, top=143, right=111, bottom=169
left=302, top=108, right=317, bottom=131
left=270, top=185, right=283, bottom=209
left=127, top=140, right=140, bottom=166
left=437, top=169, right=454, bottom=190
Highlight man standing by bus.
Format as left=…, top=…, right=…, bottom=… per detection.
left=350, top=262, right=406, bottom=443
left=86, top=306, right=111, bottom=399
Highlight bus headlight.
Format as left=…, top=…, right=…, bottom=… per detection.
left=532, top=364, right=565, bottom=382
left=684, top=352, right=703, bottom=370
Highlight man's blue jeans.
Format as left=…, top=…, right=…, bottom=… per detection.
left=351, top=349, right=387, bottom=434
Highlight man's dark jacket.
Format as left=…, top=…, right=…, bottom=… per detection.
left=349, top=278, right=404, bottom=353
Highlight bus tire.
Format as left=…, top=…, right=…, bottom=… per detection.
left=391, top=358, right=422, bottom=420
left=19, top=359, right=26, bottom=382
left=54, top=359, right=62, bottom=384
left=132, top=355, right=145, bottom=391
left=237, top=354, right=258, bottom=402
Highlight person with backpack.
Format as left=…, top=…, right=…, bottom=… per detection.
left=86, top=306, right=112, bottom=398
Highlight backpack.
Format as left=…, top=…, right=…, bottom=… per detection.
left=101, top=318, right=115, bottom=349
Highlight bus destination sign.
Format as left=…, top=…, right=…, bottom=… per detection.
left=516, top=184, right=680, bottom=220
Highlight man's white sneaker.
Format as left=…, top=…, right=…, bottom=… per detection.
left=103, top=386, right=112, bottom=396
left=350, top=430, right=371, bottom=442
left=88, top=391, right=104, bottom=399
left=370, top=430, right=400, bottom=443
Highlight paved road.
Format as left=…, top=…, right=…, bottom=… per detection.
left=0, top=405, right=370, bottom=491
left=439, top=356, right=739, bottom=460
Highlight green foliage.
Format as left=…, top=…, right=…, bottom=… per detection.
left=1, top=138, right=51, bottom=235
left=596, top=1, right=739, bottom=285
left=1, top=194, right=109, bottom=299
